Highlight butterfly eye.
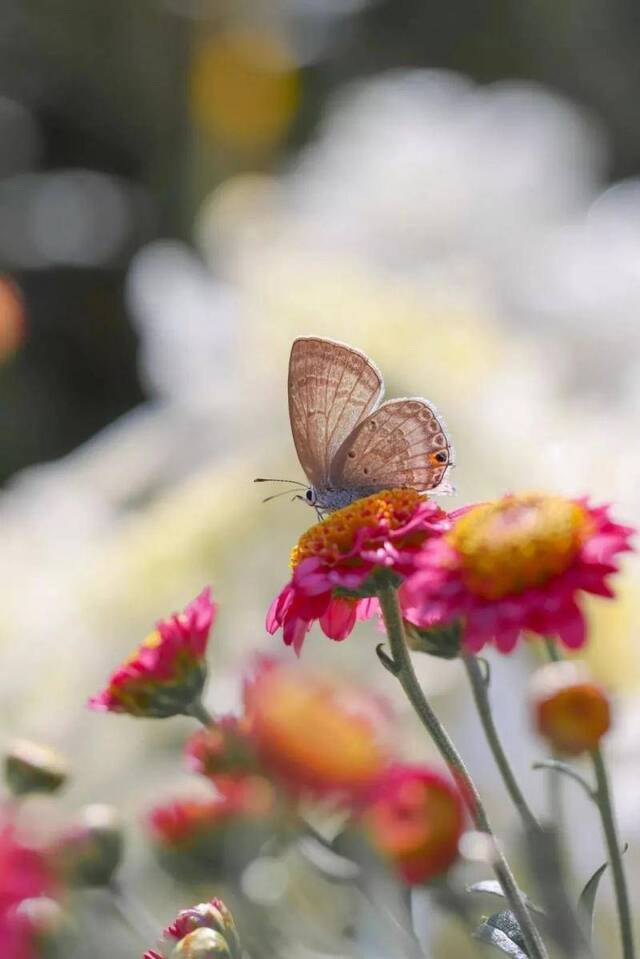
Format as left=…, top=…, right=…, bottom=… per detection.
left=305, top=489, right=317, bottom=505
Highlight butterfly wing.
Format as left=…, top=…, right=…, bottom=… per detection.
left=329, top=398, right=453, bottom=492
left=288, top=337, right=384, bottom=489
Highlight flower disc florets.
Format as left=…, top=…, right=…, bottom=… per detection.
left=404, top=493, right=634, bottom=653
left=268, top=490, right=450, bottom=654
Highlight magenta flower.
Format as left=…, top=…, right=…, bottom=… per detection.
left=267, top=489, right=450, bottom=654
left=0, top=819, right=56, bottom=959
left=403, top=494, right=634, bottom=653
left=88, top=588, right=216, bottom=717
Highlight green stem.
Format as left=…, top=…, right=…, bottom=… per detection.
left=185, top=697, right=213, bottom=726
left=462, top=652, right=542, bottom=835
left=107, top=880, right=159, bottom=944
left=377, top=584, right=548, bottom=959
left=543, top=639, right=635, bottom=959
left=590, top=749, right=635, bottom=959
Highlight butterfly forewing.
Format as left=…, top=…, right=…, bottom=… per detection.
left=330, top=398, right=453, bottom=492
left=288, top=337, right=384, bottom=488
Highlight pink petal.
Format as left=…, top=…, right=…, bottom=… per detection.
left=319, top=598, right=358, bottom=641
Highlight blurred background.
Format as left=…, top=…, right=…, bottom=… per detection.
left=3, top=0, right=640, bottom=956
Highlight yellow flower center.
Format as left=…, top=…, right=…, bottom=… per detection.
left=290, top=489, right=424, bottom=569
left=447, top=493, right=591, bottom=601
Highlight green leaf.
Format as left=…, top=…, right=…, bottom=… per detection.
left=467, top=880, right=545, bottom=916
left=473, top=911, right=529, bottom=957
left=578, top=845, right=628, bottom=934
left=404, top=619, right=462, bottom=659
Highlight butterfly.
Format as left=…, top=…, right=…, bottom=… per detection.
left=259, top=336, right=454, bottom=514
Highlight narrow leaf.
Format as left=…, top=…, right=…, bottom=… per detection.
left=474, top=911, right=529, bottom=957
left=467, top=880, right=545, bottom=916
left=578, top=845, right=628, bottom=934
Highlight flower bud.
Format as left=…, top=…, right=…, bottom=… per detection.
left=165, top=899, right=241, bottom=959
left=51, top=804, right=123, bottom=887
left=14, top=896, right=72, bottom=957
left=361, top=764, right=464, bottom=885
left=530, top=661, right=611, bottom=756
left=5, top=740, right=69, bottom=797
left=171, top=928, right=232, bottom=959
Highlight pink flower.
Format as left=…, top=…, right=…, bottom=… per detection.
left=268, top=489, right=450, bottom=654
left=88, top=588, right=216, bottom=717
left=0, top=818, right=56, bottom=959
left=403, top=494, right=634, bottom=653
left=361, top=764, right=465, bottom=885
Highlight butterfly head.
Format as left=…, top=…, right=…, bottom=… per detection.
left=305, top=488, right=318, bottom=507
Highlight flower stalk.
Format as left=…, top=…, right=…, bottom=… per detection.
left=185, top=698, right=214, bottom=727
left=376, top=582, right=548, bottom=959
left=544, top=638, right=635, bottom=959
left=462, top=652, right=542, bottom=835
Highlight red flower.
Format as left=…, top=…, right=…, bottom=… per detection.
left=88, top=588, right=216, bottom=717
left=244, top=658, right=392, bottom=803
left=147, top=778, right=277, bottom=880
left=361, top=764, right=464, bottom=885
left=403, top=494, right=633, bottom=653
left=0, top=819, right=57, bottom=959
left=267, top=489, right=450, bottom=654
left=143, top=897, right=241, bottom=959
left=185, top=716, right=258, bottom=781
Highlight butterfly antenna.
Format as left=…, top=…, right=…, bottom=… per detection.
left=262, top=488, right=302, bottom=504
left=254, top=477, right=306, bottom=488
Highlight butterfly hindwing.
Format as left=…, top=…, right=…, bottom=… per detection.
left=288, top=337, right=384, bottom=489
left=329, top=398, right=453, bottom=492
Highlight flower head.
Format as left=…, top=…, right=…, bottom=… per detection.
left=0, top=818, right=57, bottom=959
left=404, top=494, right=633, bottom=653
left=530, top=661, right=611, bottom=756
left=88, top=588, right=215, bottom=717
left=185, top=716, right=258, bottom=782
left=244, top=658, right=392, bottom=802
left=361, top=765, right=464, bottom=885
left=148, top=777, right=277, bottom=880
left=268, top=490, right=449, bottom=653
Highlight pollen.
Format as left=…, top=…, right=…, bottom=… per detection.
left=290, top=489, right=424, bottom=568
left=448, top=493, right=592, bottom=601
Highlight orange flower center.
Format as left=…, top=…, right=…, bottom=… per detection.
left=290, top=489, right=424, bottom=569
left=447, top=493, right=591, bottom=601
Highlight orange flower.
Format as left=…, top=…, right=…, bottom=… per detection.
left=244, top=658, right=392, bottom=803
left=531, top=661, right=611, bottom=756
left=361, top=765, right=464, bottom=885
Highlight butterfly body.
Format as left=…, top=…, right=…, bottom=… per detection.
left=288, top=336, right=454, bottom=513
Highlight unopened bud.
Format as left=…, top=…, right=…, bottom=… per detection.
left=530, top=661, right=611, bottom=756
left=165, top=899, right=240, bottom=959
left=14, top=897, right=71, bottom=956
left=171, top=928, right=232, bottom=958
left=52, top=804, right=123, bottom=887
left=5, top=740, right=69, bottom=796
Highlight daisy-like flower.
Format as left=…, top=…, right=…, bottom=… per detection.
left=267, top=489, right=450, bottom=654
left=403, top=494, right=633, bottom=653
left=148, top=777, right=277, bottom=880
left=185, top=716, right=258, bottom=782
left=361, top=764, right=464, bottom=885
left=88, top=588, right=215, bottom=718
left=244, top=658, right=392, bottom=803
